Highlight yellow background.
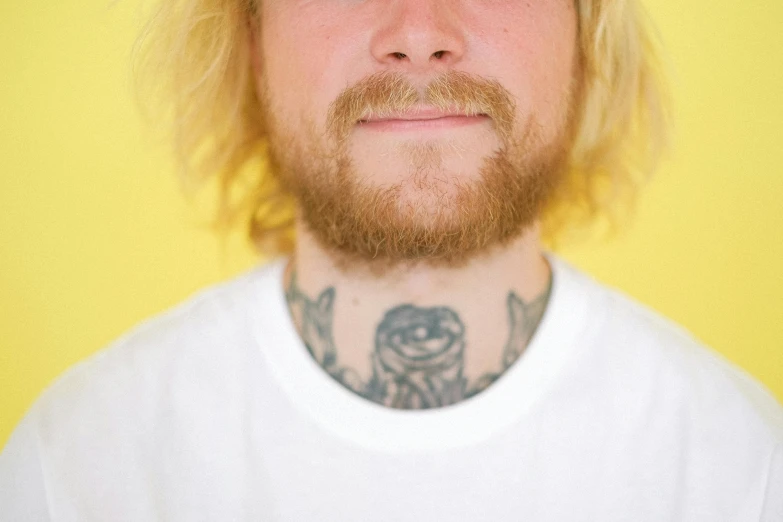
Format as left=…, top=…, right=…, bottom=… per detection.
left=1, top=1, right=782, bottom=447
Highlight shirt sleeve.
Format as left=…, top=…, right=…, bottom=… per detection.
left=0, top=409, right=52, bottom=522
left=760, top=443, right=783, bottom=522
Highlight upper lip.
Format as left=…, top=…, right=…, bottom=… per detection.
left=360, top=106, right=484, bottom=122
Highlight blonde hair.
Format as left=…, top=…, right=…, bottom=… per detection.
left=133, top=0, right=671, bottom=256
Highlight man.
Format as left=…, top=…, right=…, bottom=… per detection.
left=1, top=0, right=782, bottom=520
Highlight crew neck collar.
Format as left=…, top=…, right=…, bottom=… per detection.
left=250, top=252, right=590, bottom=452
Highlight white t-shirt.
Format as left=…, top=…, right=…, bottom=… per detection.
left=2, top=253, right=782, bottom=521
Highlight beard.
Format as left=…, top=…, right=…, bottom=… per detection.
left=261, top=70, right=576, bottom=270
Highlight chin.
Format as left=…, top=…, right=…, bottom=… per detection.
left=353, top=153, right=488, bottom=193
left=392, top=190, right=463, bottom=226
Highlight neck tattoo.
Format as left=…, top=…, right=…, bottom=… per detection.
left=285, top=272, right=552, bottom=410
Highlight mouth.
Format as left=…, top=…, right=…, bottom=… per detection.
left=357, top=106, right=490, bottom=131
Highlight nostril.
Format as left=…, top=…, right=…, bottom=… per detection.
left=393, top=52, right=407, bottom=60
left=432, top=50, right=446, bottom=59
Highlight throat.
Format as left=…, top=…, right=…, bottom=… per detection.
left=284, top=264, right=552, bottom=411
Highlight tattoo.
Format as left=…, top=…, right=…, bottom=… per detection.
left=285, top=272, right=552, bottom=409
left=372, top=304, right=467, bottom=408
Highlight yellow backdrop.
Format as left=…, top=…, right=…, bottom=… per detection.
left=1, top=1, right=782, bottom=447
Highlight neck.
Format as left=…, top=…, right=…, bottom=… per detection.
left=283, top=223, right=553, bottom=410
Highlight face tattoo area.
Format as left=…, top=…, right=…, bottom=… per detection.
left=1, top=1, right=782, bottom=521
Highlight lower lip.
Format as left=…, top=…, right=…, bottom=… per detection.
left=356, top=114, right=489, bottom=132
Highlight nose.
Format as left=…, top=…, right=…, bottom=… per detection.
left=369, top=0, right=466, bottom=73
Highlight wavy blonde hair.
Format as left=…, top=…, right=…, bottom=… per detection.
left=133, top=0, right=670, bottom=257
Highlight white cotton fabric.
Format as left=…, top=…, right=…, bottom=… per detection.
left=2, top=253, right=782, bottom=521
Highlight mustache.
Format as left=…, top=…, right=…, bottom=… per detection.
left=326, top=71, right=516, bottom=144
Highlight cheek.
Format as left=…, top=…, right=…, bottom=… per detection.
left=531, top=11, right=579, bottom=131
left=259, top=3, right=359, bottom=131
left=472, top=3, right=577, bottom=134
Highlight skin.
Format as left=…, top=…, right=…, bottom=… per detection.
left=249, top=0, right=579, bottom=409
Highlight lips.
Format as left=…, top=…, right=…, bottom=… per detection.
left=359, top=106, right=486, bottom=124
left=356, top=106, right=490, bottom=132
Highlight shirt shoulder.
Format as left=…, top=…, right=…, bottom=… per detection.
left=16, top=260, right=282, bottom=450
left=577, top=270, right=783, bottom=446
left=0, top=260, right=285, bottom=519
left=552, top=262, right=783, bottom=519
